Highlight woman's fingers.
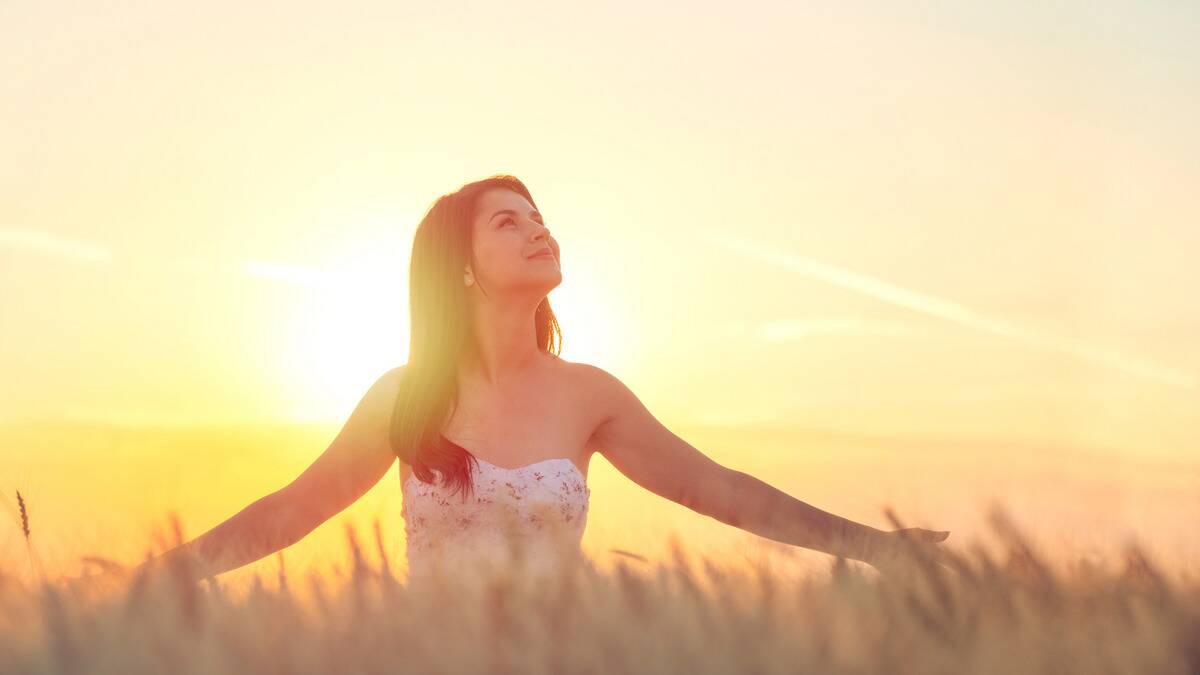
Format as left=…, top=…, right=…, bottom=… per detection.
left=869, top=528, right=961, bottom=581
left=895, top=527, right=950, bottom=543
left=80, top=555, right=130, bottom=576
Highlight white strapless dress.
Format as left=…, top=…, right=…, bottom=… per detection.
left=401, top=456, right=591, bottom=579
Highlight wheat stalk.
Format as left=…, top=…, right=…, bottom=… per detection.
left=15, top=489, right=46, bottom=583
left=16, top=490, right=30, bottom=540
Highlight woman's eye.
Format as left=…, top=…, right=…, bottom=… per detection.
left=502, top=219, right=515, bottom=227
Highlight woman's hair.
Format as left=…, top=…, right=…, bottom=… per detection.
left=389, top=174, right=563, bottom=500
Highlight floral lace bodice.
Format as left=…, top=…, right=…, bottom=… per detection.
left=401, top=456, right=590, bottom=577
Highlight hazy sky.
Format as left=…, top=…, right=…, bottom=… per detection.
left=4, top=0, right=1198, bottom=462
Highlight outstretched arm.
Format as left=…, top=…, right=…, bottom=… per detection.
left=134, top=366, right=404, bottom=581
left=585, top=365, right=885, bottom=563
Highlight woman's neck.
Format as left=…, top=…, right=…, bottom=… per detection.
left=462, top=299, right=544, bottom=386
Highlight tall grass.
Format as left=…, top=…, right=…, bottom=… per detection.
left=10, top=489, right=45, bottom=584
left=1, top=498, right=1197, bottom=674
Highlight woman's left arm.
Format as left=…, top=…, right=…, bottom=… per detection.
left=584, top=365, right=886, bottom=564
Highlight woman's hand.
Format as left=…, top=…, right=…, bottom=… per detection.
left=863, top=528, right=955, bottom=583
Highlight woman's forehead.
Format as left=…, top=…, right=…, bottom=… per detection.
left=477, top=189, right=534, bottom=219
left=483, top=186, right=527, bottom=203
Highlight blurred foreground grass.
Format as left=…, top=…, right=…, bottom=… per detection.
left=1, top=502, right=1197, bottom=674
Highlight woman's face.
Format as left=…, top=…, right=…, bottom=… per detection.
left=467, top=188, right=561, bottom=295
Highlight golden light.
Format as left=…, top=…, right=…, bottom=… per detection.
left=270, top=246, right=412, bottom=423
left=547, top=260, right=629, bottom=372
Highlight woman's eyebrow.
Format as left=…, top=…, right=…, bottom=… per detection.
left=488, top=209, right=543, bottom=223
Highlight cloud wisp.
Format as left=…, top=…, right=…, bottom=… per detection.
left=240, top=259, right=331, bottom=288
left=751, top=316, right=922, bottom=342
left=704, top=230, right=1196, bottom=389
left=0, top=226, right=115, bottom=264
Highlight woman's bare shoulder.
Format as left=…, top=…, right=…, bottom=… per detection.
left=561, top=358, right=620, bottom=384
left=561, top=360, right=634, bottom=413
left=550, top=354, right=601, bottom=380
left=379, top=363, right=409, bottom=391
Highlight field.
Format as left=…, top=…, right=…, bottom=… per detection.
left=2, top=500, right=1198, bottom=674
left=2, top=420, right=1198, bottom=673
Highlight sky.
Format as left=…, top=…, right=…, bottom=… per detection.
left=1, top=1, right=1198, bottom=579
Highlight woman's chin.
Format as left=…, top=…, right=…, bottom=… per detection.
left=536, top=271, right=563, bottom=293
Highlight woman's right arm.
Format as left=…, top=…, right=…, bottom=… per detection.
left=134, top=365, right=406, bottom=582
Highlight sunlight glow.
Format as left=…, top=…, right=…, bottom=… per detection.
left=547, top=278, right=628, bottom=371
left=272, top=251, right=410, bottom=423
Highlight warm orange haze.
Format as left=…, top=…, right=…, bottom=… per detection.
left=2, top=1, right=1199, bottom=672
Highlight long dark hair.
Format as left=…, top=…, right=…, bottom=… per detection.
left=389, top=174, right=563, bottom=501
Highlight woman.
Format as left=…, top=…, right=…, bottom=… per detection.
left=123, top=174, right=952, bottom=584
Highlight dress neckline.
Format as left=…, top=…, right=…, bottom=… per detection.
left=403, top=456, right=587, bottom=490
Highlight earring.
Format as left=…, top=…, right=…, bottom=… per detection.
left=464, top=275, right=474, bottom=287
